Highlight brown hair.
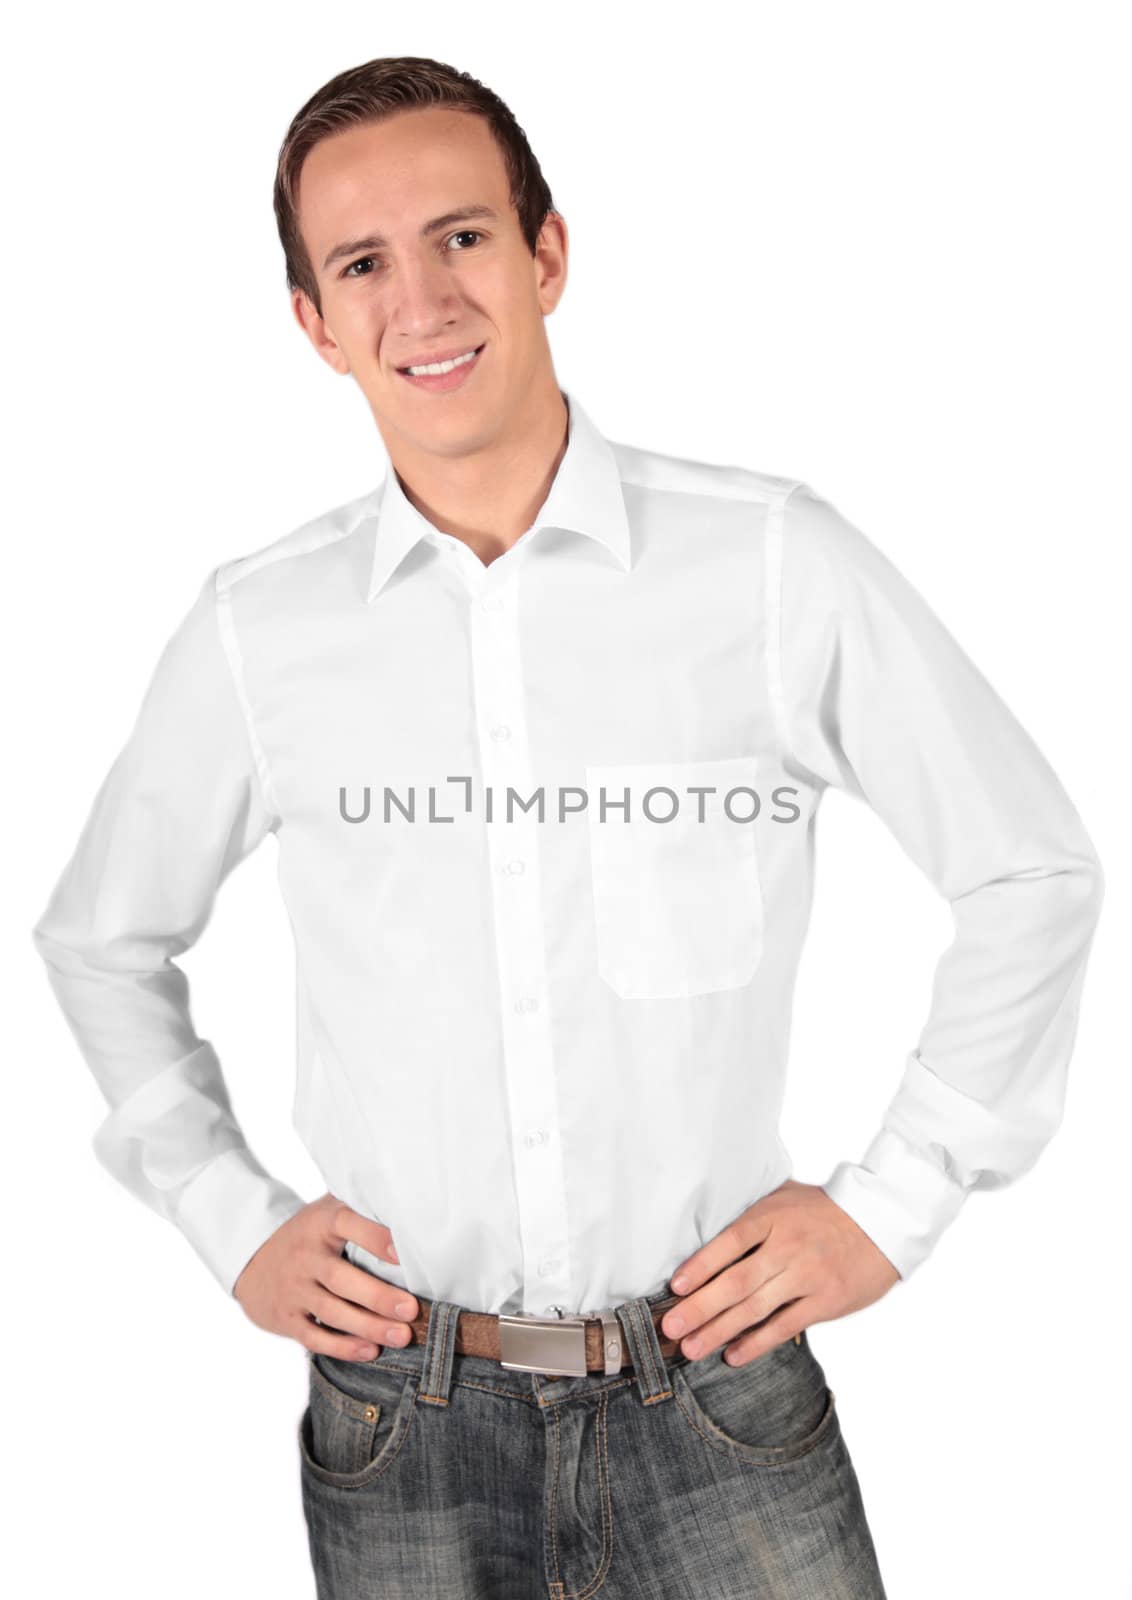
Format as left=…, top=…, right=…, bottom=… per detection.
left=273, top=55, right=558, bottom=318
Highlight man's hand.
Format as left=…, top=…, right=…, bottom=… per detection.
left=661, top=1179, right=901, bottom=1367
left=233, top=1193, right=418, bottom=1362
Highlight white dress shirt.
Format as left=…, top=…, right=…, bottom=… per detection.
left=31, top=389, right=1104, bottom=1313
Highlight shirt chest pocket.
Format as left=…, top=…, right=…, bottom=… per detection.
left=583, top=756, right=765, bottom=1000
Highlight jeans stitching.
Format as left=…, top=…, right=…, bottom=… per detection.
left=298, top=1383, right=420, bottom=1490
left=671, top=1373, right=839, bottom=1469
left=563, top=1387, right=614, bottom=1599
left=359, top=1363, right=638, bottom=1406
left=420, top=1301, right=453, bottom=1406
left=621, top=1302, right=658, bottom=1397
left=547, top=1401, right=563, bottom=1588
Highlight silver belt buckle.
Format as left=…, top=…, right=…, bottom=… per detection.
left=498, top=1312, right=588, bottom=1376
left=498, top=1308, right=624, bottom=1377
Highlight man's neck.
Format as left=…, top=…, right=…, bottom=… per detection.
left=383, top=385, right=570, bottom=567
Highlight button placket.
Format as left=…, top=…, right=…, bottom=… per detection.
left=469, top=576, right=573, bottom=1312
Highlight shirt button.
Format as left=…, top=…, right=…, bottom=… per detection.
left=489, top=725, right=511, bottom=741
left=513, top=996, right=539, bottom=1013
left=480, top=594, right=503, bottom=612
left=523, top=1129, right=548, bottom=1148
left=504, top=859, right=526, bottom=875
left=538, top=1259, right=561, bottom=1277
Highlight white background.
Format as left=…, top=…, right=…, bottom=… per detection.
left=7, top=2, right=1129, bottom=1595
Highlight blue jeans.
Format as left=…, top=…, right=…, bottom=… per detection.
left=298, top=1284, right=888, bottom=1597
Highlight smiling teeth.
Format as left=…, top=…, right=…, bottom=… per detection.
left=404, top=347, right=479, bottom=376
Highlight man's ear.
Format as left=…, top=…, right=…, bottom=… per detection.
left=535, top=209, right=569, bottom=318
left=291, top=287, right=351, bottom=376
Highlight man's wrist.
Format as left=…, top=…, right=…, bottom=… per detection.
left=821, top=1126, right=970, bottom=1281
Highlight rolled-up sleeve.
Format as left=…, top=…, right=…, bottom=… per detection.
left=31, top=567, right=308, bottom=1296
left=776, top=483, right=1105, bottom=1280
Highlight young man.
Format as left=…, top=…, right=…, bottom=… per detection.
left=32, top=54, right=1103, bottom=1600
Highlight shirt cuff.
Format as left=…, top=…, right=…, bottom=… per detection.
left=820, top=1125, right=970, bottom=1280
left=174, top=1146, right=309, bottom=1297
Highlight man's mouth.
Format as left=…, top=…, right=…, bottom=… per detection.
left=396, top=343, right=486, bottom=378
left=394, top=343, right=487, bottom=395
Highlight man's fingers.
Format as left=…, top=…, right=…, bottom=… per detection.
left=305, top=1284, right=415, bottom=1351
left=721, top=1299, right=810, bottom=1368
left=670, top=1211, right=770, bottom=1296
left=664, top=1232, right=777, bottom=1345
left=675, top=1281, right=795, bottom=1361
left=326, top=1201, right=399, bottom=1265
left=318, top=1254, right=420, bottom=1324
left=300, top=1314, right=383, bottom=1363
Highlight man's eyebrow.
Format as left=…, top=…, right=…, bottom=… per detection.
left=321, top=205, right=500, bottom=272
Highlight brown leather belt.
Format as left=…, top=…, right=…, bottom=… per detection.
left=397, top=1292, right=801, bottom=1378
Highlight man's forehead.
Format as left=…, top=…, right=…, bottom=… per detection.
left=297, top=117, right=506, bottom=243
left=303, top=108, right=495, bottom=187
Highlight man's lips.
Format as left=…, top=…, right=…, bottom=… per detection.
left=395, top=343, right=487, bottom=392
left=395, top=343, right=485, bottom=374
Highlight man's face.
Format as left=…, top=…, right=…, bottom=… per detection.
left=291, top=107, right=567, bottom=457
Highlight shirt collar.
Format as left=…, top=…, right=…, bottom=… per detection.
left=364, top=388, right=632, bottom=602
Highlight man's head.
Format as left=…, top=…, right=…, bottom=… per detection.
left=274, top=56, right=568, bottom=459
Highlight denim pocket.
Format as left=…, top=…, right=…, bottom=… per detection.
left=584, top=755, right=764, bottom=999
left=670, top=1335, right=838, bottom=1467
left=298, top=1351, right=418, bottom=1488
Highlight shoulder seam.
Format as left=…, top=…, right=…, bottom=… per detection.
left=604, top=430, right=806, bottom=507
left=209, top=566, right=283, bottom=827
left=763, top=481, right=808, bottom=764
left=215, top=500, right=376, bottom=594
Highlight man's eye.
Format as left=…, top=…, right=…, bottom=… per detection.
left=341, top=231, right=483, bottom=281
